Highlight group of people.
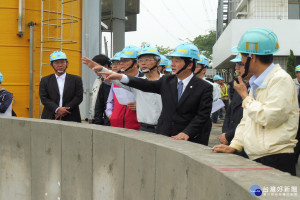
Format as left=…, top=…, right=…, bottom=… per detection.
left=0, top=27, right=299, bottom=176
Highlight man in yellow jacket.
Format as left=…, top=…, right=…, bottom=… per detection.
left=213, top=27, right=298, bottom=176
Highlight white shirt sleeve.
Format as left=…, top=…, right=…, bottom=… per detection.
left=120, top=75, right=129, bottom=84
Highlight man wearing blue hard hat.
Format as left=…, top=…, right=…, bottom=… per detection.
left=97, top=46, right=142, bottom=130
left=218, top=53, right=251, bottom=159
left=164, top=60, right=172, bottom=75
left=111, top=52, right=122, bottom=73
left=219, top=53, right=245, bottom=145
left=88, top=43, right=213, bottom=145
left=158, top=55, right=170, bottom=74
left=0, top=72, right=13, bottom=116
left=293, top=65, right=300, bottom=165
left=39, top=51, right=83, bottom=122
left=85, top=45, right=163, bottom=133
left=211, top=74, right=223, bottom=123
left=227, top=54, right=244, bottom=99
left=90, top=54, right=111, bottom=125
left=213, top=28, right=298, bottom=175
left=294, top=65, right=300, bottom=107
left=218, top=75, right=229, bottom=120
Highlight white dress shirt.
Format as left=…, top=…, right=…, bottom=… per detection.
left=177, top=73, right=194, bottom=94
left=117, top=74, right=163, bottom=125
left=88, top=76, right=102, bottom=120
left=55, top=73, right=66, bottom=112
left=102, top=67, right=163, bottom=125
left=203, top=77, right=221, bottom=102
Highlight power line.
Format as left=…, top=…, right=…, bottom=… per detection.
left=140, top=2, right=182, bottom=43
left=201, top=0, right=214, bottom=23
left=160, top=0, right=195, bottom=38
left=203, top=0, right=218, bottom=30
left=173, top=0, right=204, bottom=29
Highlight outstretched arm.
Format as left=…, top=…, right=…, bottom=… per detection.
left=82, top=57, right=104, bottom=76
left=99, top=72, right=162, bottom=94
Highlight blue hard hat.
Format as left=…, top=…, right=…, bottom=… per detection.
left=232, top=27, right=280, bottom=55
left=137, top=45, right=160, bottom=58
left=120, top=45, right=140, bottom=59
left=230, top=53, right=242, bottom=63
left=50, top=51, right=67, bottom=62
left=0, top=72, right=3, bottom=82
left=168, top=43, right=200, bottom=60
left=197, top=55, right=209, bottom=67
left=213, top=75, right=221, bottom=81
left=160, top=55, right=170, bottom=66
left=295, top=65, right=300, bottom=72
left=220, top=76, right=224, bottom=81
left=111, top=52, right=122, bottom=61
left=165, top=60, right=172, bottom=72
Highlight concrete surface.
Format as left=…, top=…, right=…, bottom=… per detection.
left=0, top=116, right=299, bottom=200
left=209, top=120, right=300, bottom=178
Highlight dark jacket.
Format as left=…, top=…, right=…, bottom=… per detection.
left=39, top=73, right=83, bottom=122
left=228, top=80, right=235, bottom=100
left=222, top=89, right=243, bottom=143
left=93, top=80, right=111, bottom=125
left=0, top=89, right=12, bottom=113
left=126, top=74, right=213, bottom=145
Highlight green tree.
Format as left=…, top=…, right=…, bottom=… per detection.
left=140, top=42, right=173, bottom=56
left=191, top=30, right=216, bottom=59
left=287, top=49, right=296, bottom=79
left=155, top=45, right=173, bottom=56
left=140, top=42, right=150, bottom=47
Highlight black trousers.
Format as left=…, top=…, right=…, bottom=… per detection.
left=139, top=123, right=156, bottom=133
left=219, top=99, right=229, bottom=118
left=254, top=153, right=296, bottom=176
left=294, top=118, right=300, bottom=164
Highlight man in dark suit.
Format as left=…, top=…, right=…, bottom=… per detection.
left=39, top=51, right=83, bottom=122
left=85, top=43, right=213, bottom=145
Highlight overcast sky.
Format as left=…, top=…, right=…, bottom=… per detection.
left=103, top=0, right=218, bottom=56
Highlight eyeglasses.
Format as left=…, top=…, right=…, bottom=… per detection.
left=52, top=60, right=67, bottom=64
left=112, top=61, right=120, bottom=65
left=119, top=59, right=132, bottom=63
left=236, top=62, right=245, bottom=67
left=137, top=58, right=155, bottom=63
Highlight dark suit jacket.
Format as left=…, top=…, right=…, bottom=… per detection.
left=93, top=81, right=111, bottom=126
left=39, top=73, right=83, bottom=122
left=126, top=74, right=213, bottom=145
left=222, top=89, right=243, bottom=143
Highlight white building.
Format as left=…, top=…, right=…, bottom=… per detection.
left=213, top=0, right=300, bottom=72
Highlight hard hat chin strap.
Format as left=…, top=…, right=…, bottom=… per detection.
left=142, top=64, right=158, bottom=74
left=176, top=61, right=191, bottom=76
left=234, top=56, right=251, bottom=84
left=242, top=56, right=251, bottom=79
left=194, top=66, right=205, bottom=76
left=159, top=66, right=165, bottom=73
left=122, top=60, right=136, bottom=72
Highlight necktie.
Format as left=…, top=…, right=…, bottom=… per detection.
left=178, top=81, right=183, bottom=101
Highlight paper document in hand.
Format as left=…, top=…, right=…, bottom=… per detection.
left=211, top=99, right=225, bottom=114
left=113, top=87, right=136, bottom=105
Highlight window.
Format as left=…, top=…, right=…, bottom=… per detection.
left=289, top=0, right=300, bottom=19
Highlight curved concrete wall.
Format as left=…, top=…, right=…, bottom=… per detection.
left=0, top=116, right=299, bottom=200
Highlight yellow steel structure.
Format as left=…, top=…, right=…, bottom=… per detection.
left=0, top=0, right=82, bottom=118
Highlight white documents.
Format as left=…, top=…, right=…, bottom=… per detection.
left=211, top=99, right=225, bottom=114
left=113, top=87, right=136, bottom=105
